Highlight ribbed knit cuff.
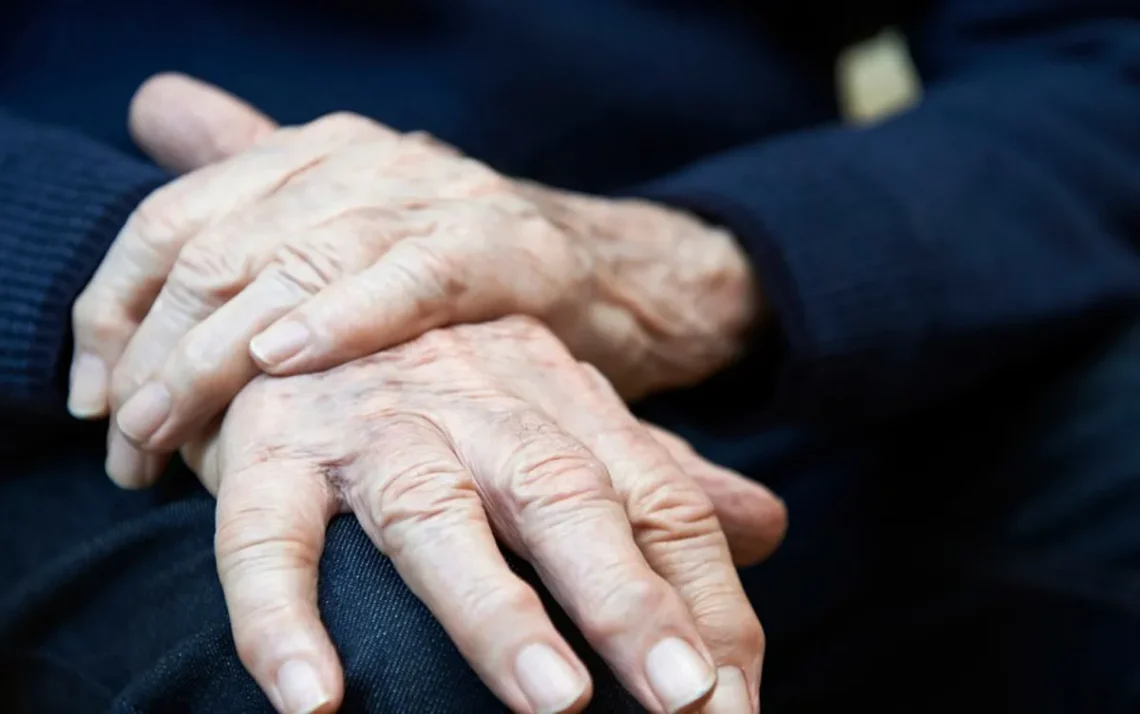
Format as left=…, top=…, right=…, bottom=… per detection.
left=0, top=119, right=168, bottom=412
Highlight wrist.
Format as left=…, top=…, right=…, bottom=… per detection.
left=530, top=182, right=760, bottom=397
left=611, top=198, right=761, bottom=389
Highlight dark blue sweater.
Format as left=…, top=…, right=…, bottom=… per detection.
left=2, top=0, right=1140, bottom=430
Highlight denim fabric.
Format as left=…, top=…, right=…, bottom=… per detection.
left=2, top=321, right=1138, bottom=713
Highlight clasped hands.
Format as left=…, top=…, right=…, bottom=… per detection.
left=69, top=75, right=784, bottom=714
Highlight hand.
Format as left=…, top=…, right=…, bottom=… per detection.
left=184, top=316, right=782, bottom=714
left=67, top=74, right=759, bottom=487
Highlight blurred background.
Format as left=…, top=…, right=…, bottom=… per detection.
left=837, top=29, right=920, bottom=124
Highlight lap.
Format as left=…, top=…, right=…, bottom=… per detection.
left=3, top=321, right=1139, bottom=713
left=808, top=322, right=1140, bottom=712
left=650, top=317, right=1140, bottom=712
left=0, top=440, right=636, bottom=713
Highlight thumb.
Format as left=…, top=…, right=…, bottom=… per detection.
left=643, top=423, right=788, bottom=566
left=129, top=72, right=279, bottom=173
left=215, top=459, right=343, bottom=714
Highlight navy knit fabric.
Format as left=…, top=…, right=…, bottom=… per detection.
left=2, top=0, right=1139, bottom=427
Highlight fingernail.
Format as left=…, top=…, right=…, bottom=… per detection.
left=116, top=382, right=172, bottom=443
left=250, top=321, right=310, bottom=367
left=644, top=638, right=716, bottom=713
left=68, top=353, right=109, bottom=418
left=705, top=667, right=753, bottom=714
left=276, top=660, right=330, bottom=714
left=515, top=643, right=588, bottom=714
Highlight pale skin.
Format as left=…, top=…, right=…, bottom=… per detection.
left=67, top=74, right=759, bottom=489
left=68, top=75, right=782, bottom=713
left=190, top=316, right=782, bottom=714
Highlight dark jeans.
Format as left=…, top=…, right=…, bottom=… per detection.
left=2, top=321, right=1139, bottom=713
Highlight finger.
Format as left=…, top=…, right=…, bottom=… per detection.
left=116, top=274, right=297, bottom=454
left=130, top=72, right=279, bottom=173
left=68, top=123, right=344, bottom=421
left=642, top=422, right=788, bottom=566
left=105, top=423, right=169, bottom=489
left=533, top=371, right=765, bottom=714
left=347, top=420, right=591, bottom=714
left=106, top=119, right=389, bottom=472
left=446, top=404, right=718, bottom=713
left=104, top=257, right=224, bottom=487
left=249, top=220, right=567, bottom=375
left=214, top=456, right=343, bottom=714
left=116, top=212, right=397, bottom=453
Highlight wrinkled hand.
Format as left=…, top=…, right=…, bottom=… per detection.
left=67, top=74, right=758, bottom=488
left=185, top=316, right=782, bottom=714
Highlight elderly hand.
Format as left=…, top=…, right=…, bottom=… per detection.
left=66, top=74, right=759, bottom=488
left=184, top=316, right=782, bottom=714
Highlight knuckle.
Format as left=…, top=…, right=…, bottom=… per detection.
left=740, top=617, right=766, bottom=655
left=363, top=448, right=476, bottom=553
left=215, top=512, right=317, bottom=576
left=580, top=573, right=668, bottom=642
left=71, top=293, right=127, bottom=345
left=128, top=191, right=188, bottom=252
left=501, top=439, right=609, bottom=511
left=403, top=130, right=460, bottom=156
left=514, top=450, right=605, bottom=493
left=680, top=562, right=762, bottom=636
left=692, top=597, right=765, bottom=657
left=471, top=409, right=616, bottom=526
left=369, top=458, right=456, bottom=523
left=310, top=111, right=386, bottom=142
left=257, top=125, right=300, bottom=148
left=168, top=240, right=256, bottom=308
left=703, top=609, right=766, bottom=657
left=267, top=240, right=344, bottom=297
left=579, top=417, right=652, bottom=457
left=626, top=467, right=720, bottom=539
left=70, top=290, right=97, bottom=328
left=170, top=332, right=230, bottom=394
left=457, top=579, right=545, bottom=627
left=110, top=363, right=148, bottom=407
left=386, top=241, right=466, bottom=318
left=451, top=159, right=512, bottom=197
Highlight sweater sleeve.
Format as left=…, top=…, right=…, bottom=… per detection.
left=0, top=112, right=167, bottom=424
left=632, top=0, right=1140, bottom=424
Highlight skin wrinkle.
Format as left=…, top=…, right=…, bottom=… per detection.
left=262, top=154, right=328, bottom=200
left=169, top=236, right=268, bottom=307
left=361, top=466, right=480, bottom=558
left=215, top=507, right=326, bottom=565
left=568, top=562, right=667, bottom=644
left=167, top=314, right=778, bottom=714
left=80, top=81, right=783, bottom=710
left=271, top=240, right=345, bottom=296
left=91, top=109, right=756, bottom=449
left=528, top=184, right=754, bottom=397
